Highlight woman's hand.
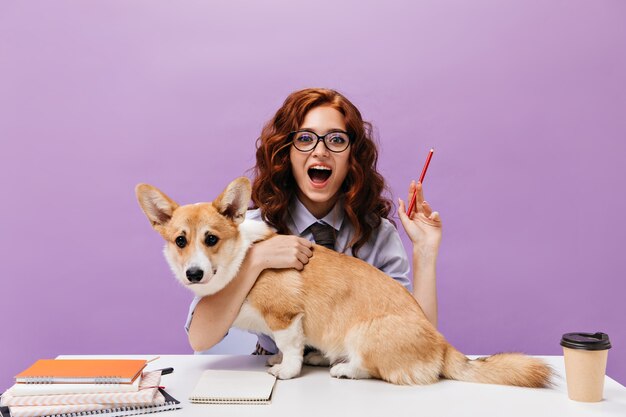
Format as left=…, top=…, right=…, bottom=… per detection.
left=249, top=235, right=314, bottom=272
left=398, top=181, right=442, bottom=259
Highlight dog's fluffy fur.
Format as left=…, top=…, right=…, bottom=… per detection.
left=136, top=177, right=551, bottom=387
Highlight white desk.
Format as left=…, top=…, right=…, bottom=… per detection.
left=59, top=355, right=626, bottom=417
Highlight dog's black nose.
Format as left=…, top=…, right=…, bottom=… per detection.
left=186, top=268, right=204, bottom=283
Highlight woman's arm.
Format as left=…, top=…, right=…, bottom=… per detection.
left=398, top=181, right=442, bottom=328
left=411, top=247, right=439, bottom=328
left=187, top=235, right=313, bottom=352
left=188, top=252, right=262, bottom=352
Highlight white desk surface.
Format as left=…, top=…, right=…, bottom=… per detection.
left=58, top=354, right=626, bottom=417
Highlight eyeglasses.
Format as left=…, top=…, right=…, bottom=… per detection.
left=288, top=130, right=351, bottom=153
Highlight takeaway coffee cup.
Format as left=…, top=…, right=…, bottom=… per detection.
left=561, top=332, right=611, bottom=402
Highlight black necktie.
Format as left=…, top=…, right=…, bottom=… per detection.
left=309, top=222, right=336, bottom=250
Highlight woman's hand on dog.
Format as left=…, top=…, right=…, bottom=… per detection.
left=250, top=235, right=314, bottom=272
left=398, top=180, right=442, bottom=259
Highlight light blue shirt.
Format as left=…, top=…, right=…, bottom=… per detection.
left=185, top=196, right=411, bottom=353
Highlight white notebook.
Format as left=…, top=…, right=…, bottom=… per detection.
left=7, top=375, right=141, bottom=397
left=189, top=370, right=277, bottom=405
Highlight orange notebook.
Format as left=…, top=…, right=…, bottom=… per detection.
left=15, top=359, right=146, bottom=384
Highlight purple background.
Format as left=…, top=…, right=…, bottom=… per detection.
left=1, top=1, right=624, bottom=390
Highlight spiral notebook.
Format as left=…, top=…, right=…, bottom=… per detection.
left=7, top=377, right=141, bottom=397
left=2, top=371, right=161, bottom=407
left=189, top=370, right=276, bottom=405
left=15, top=360, right=146, bottom=384
left=0, top=388, right=180, bottom=417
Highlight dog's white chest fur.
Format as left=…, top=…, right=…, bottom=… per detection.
left=232, top=301, right=272, bottom=335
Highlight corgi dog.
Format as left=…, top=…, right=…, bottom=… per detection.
left=136, top=177, right=551, bottom=387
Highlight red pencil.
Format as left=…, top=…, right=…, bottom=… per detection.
left=406, top=148, right=434, bottom=215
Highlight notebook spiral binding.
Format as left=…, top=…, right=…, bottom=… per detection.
left=46, top=400, right=179, bottom=417
left=21, top=377, right=123, bottom=385
left=189, top=397, right=269, bottom=404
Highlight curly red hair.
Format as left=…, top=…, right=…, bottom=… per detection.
left=251, top=88, right=394, bottom=255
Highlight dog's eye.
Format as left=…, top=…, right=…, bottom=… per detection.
left=205, top=235, right=219, bottom=247
left=175, top=236, right=187, bottom=248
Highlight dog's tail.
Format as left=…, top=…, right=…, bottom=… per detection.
left=440, top=343, right=552, bottom=387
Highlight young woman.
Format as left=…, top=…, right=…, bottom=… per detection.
left=186, top=88, right=442, bottom=354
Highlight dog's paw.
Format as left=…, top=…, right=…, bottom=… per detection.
left=303, top=350, right=330, bottom=367
left=330, top=363, right=352, bottom=379
left=330, top=363, right=370, bottom=380
left=266, top=353, right=283, bottom=366
left=268, top=362, right=301, bottom=380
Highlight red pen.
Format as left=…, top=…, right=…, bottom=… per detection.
left=406, top=148, right=434, bottom=215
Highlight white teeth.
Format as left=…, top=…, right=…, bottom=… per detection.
left=310, top=166, right=331, bottom=171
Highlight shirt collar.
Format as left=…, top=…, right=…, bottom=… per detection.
left=289, top=196, right=345, bottom=234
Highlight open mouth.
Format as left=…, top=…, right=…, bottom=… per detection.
left=308, top=165, right=332, bottom=185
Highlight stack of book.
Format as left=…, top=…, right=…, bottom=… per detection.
left=0, top=359, right=181, bottom=417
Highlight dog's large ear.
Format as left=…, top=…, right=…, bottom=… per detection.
left=135, top=184, right=179, bottom=228
left=213, top=177, right=251, bottom=225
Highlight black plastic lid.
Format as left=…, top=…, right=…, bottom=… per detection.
left=560, top=332, right=611, bottom=351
